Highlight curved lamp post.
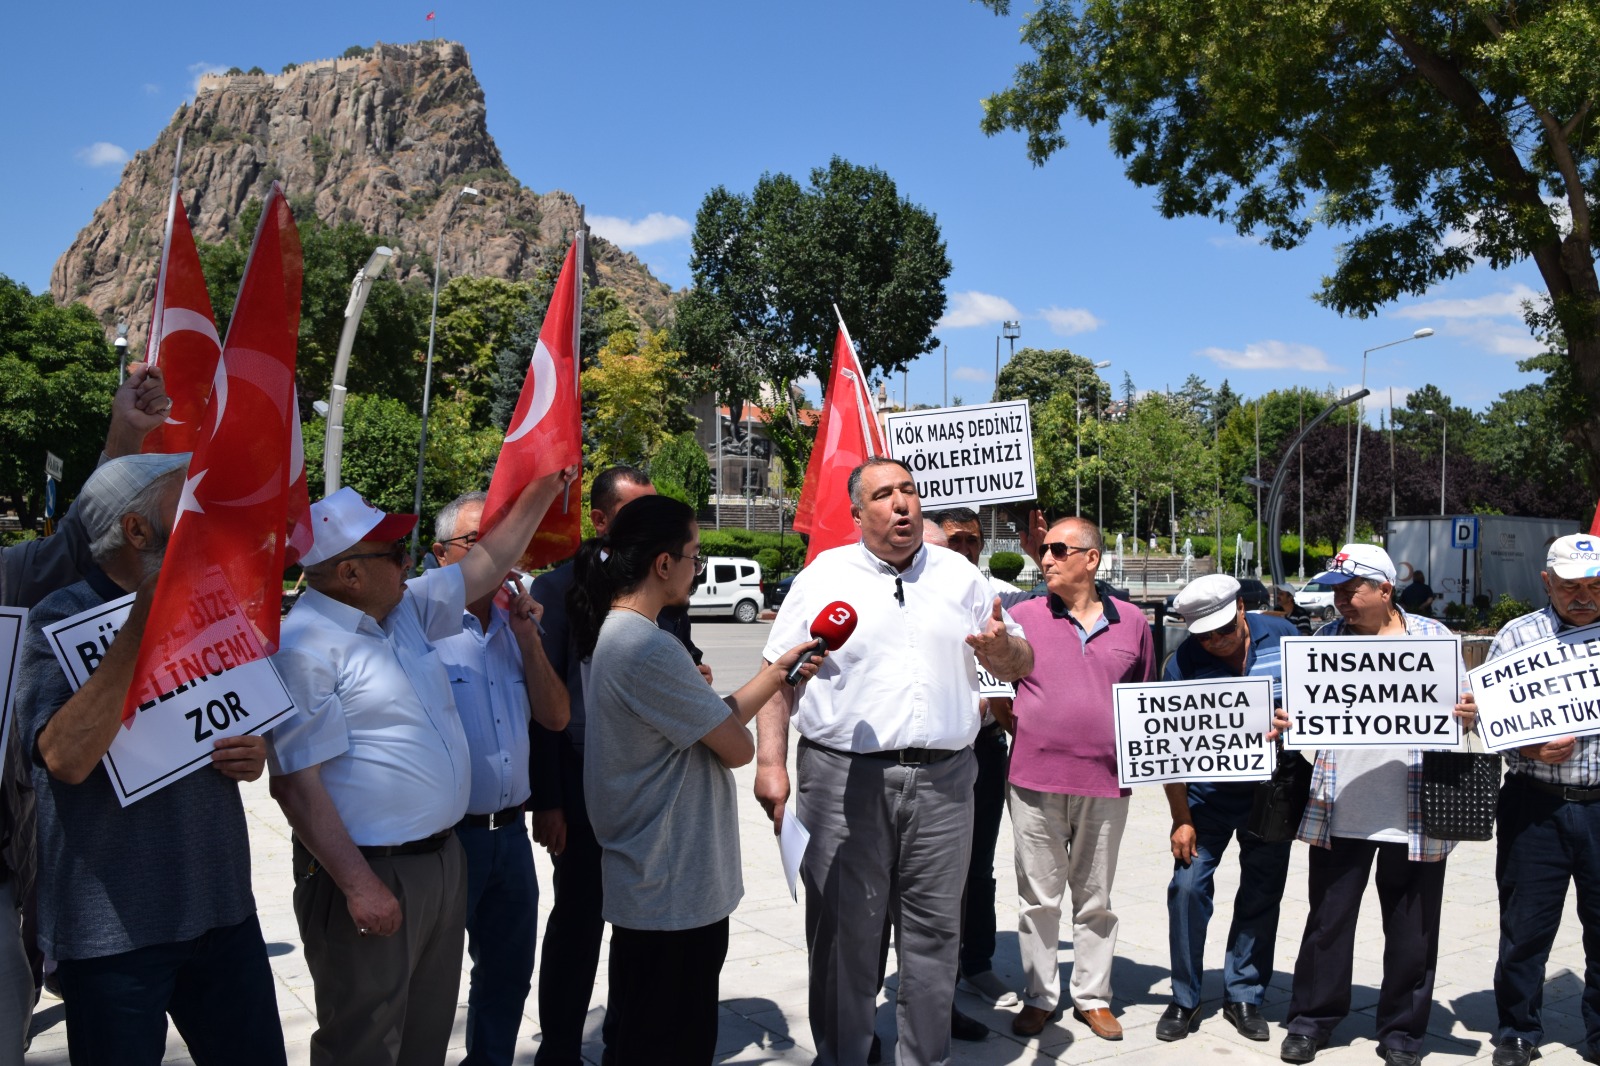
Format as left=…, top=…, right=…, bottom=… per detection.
left=1347, top=327, right=1432, bottom=543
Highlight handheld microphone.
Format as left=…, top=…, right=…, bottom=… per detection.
left=785, top=601, right=859, bottom=686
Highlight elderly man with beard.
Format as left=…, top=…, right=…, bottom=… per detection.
left=14, top=452, right=284, bottom=1066
left=1477, top=535, right=1600, bottom=1066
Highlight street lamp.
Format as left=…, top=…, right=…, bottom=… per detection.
left=1347, top=327, right=1432, bottom=543
left=1073, top=360, right=1112, bottom=516
left=1427, top=406, right=1452, bottom=515
left=413, top=186, right=480, bottom=558
left=325, top=245, right=394, bottom=497
left=114, top=321, right=129, bottom=384
left=995, top=319, right=1020, bottom=401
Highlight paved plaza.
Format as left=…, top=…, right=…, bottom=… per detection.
left=24, top=621, right=1596, bottom=1064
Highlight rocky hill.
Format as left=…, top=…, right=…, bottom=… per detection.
left=51, top=40, right=675, bottom=349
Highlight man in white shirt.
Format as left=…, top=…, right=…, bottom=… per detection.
left=268, top=468, right=574, bottom=1066
left=756, top=457, right=1033, bottom=1066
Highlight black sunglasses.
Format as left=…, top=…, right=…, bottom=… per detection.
left=1041, top=541, right=1094, bottom=560
left=339, top=539, right=409, bottom=567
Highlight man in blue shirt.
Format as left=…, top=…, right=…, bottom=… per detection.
left=431, top=492, right=570, bottom=1066
left=1157, top=575, right=1298, bottom=1043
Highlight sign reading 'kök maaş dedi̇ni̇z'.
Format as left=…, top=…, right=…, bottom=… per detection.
left=1280, top=635, right=1462, bottom=750
left=883, top=400, right=1036, bottom=510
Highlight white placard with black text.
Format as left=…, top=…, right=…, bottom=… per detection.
left=883, top=400, right=1036, bottom=510
left=1114, top=675, right=1275, bottom=787
left=1281, top=635, right=1462, bottom=749
left=42, top=593, right=298, bottom=806
left=0, top=608, right=26, bottom=792
left=1469, top=622, right=1600, bottom=752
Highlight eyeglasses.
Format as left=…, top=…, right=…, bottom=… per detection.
left=338, top=539, right=410, bottom=567
left=669, top=551, right=707, bottom=575
left=1194, top=616, right=1242, bottom=643
left=438, top=531, right=479, bottom=549
left=1329, top=559, right=1391, bottom=584
left=1042, top=542, right=1094, bottom=560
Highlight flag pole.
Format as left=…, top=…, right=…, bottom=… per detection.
left=832, top=303, right=881, bottom=458
left=146, top=136, right=185, bottom=369
left=566, top=209, right=587, bottom=515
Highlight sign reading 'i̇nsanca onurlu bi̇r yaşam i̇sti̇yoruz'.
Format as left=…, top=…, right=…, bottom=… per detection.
left=1113, top=675, right=1275, bottom=787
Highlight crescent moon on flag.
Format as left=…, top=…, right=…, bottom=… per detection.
left=160, top=307, right=221, bottom=348
left=503, top=338, right=558, bottom=444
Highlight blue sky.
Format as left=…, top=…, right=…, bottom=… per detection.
left=2, top=1, right=1550, bottom=420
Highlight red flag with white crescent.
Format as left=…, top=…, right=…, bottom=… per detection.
left=793, top=323, right=885, bottom=563
left=122, top=183, right=304, bottom=722
left=143, top=181, right=221, bottom=455
left=482, top=239, right=583, bottom=568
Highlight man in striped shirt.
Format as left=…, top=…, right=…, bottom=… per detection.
left=1480, top=534, right=1600, bottom=1066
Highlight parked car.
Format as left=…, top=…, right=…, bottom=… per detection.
left=689, top=556, right=765, bottom=623
left=1295, top=579, right=1338, bottom=620
left=765, top=574, right=796, bottom=611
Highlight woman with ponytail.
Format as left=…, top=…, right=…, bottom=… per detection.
left=572, top=494, right=821, bottom=1064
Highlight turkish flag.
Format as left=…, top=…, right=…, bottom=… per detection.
left=142, top=189, right=221, bottom=456
left=793, top=324, right=885, bottom=564
left=123, top=183, right=305, bottom=721
left=482, top=239, right=583, bottom=569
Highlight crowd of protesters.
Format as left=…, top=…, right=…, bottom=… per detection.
left=3, top=389, right=1600, bottom=1066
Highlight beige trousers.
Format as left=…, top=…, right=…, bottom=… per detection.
left=1009, top=784, right=1129, bottom=1012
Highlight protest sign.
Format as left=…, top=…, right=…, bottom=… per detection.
left=1281, top=635, right=1462, bottom=750
left=0, top=608, right=25, bottom=790
left=1469, top=621, right=1600, bottom=752
left=884, top=400, right=1036, bottom=509
left=1114, top=675, right=1274, bottom=787
left=976, top=660, right=1015, bottom=700
left=44, top=593, right=297, bottom=806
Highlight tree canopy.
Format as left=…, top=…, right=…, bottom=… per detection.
left=980, top=0, right=1600, bottom=483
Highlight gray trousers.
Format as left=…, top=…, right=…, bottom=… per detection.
left=293, top=835, right=468, bottom=1066
left=798, top=740, right=976, bottom=1066
left=0, top=881, right=29, bottom=1066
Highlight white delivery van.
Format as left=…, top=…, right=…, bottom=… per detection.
left=689, top=556, right=765, bottom=623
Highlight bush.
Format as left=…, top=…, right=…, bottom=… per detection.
left=1487, top=593, right=1534, bottom=631
left=698, top=529, right=806, bottom=575
left=989, top=550, right=1025, bottom=583
left=755, top=548, right=781, bottom=574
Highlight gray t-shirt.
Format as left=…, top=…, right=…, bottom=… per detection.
left=16, top=570, right=256, bottom=959
left=1328, top=747, right=1409, bottom=844
left=584, top=610, right=741, bottom=931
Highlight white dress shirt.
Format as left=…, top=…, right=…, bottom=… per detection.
left=433, top=604, right=533, bottom=815
left=268, top=566, right=472, bottom=846
left=763, top=541, right=1025, bottom=752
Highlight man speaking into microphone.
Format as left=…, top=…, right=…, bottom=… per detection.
left=756, top=457, right=1033, bottom=1066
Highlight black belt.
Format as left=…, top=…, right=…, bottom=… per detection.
left=1511, top=775, right=1600, bottom=804
left=357, top=829, right=454, bottom=859
left=803, top=737, right=962, bottom=766
left=457, top=806, right=524, bottom=831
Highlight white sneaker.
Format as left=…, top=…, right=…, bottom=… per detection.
left=961, top=970, right=1020, bottom=1007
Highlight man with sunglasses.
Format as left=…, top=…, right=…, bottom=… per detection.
left=267, top=468, right=575, bottom=1066
left=1156, top=575, right=1298, bottom=1043
left=1006, top=516, right=1155, bottom=1042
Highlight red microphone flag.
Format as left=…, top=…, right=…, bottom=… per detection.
left=123, top=183, right=305, bottom=722
left=143, top=151, right=221, bottom=455
left=482, top=239, right=583, bottom=568
left=793, top=324, right=886, bottom=564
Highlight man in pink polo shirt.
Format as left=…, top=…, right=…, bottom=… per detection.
left=1006, top=516, right=1155, bottom=1042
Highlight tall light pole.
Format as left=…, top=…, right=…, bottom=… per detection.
left=995, top=320, right=1019, bottom=400
left=412, top=186, right=480, bottom=557
left=1425, top=408, right=1448, bottom=514
left=325, top=246, right=394, bottom=497
left=1347, top=327, right=1432, bottom=543
left=114, top=322, right=129, bottom=384
left=1074, top=359, right=1112, bottom=515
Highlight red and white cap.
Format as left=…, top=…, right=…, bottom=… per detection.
left=300, top=486, right=418, bottom=566
left=1311, top=543, right=1398, bottom=587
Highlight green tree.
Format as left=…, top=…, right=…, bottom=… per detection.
left=582, top=329, right=685, bottom=475
left=434, top=275, right=539, bottom=423
left=650, top=432, right=713, bottom=511
left=1101, top=391, right=1215, bottom=540
left=1391, top=385, right=1480, bottom=459
left=1469, top=354, right=1590, bottom=517
left=0, top=276, right=119, bottom=524
left=676, top=157, right=952, bottom=412
left=980, top=0, right=1600, bottom=486
left=996, top=346, right=1112, bottom=411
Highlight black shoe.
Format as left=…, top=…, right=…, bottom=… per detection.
left=1380, top=1050, right=1420, bottom=1066
left=1223, top=1001, right=1271, bottom=1041
left=1156, top=1003, right=1199, bottom=1041
left=867, top=1033, right=882, bottom=1064
left=951, top=1008, right=988, bottom=1041
left=1281, top=1033, right=1327, bottom=1063
left=1492, top=1041, right=1538, bottom=1066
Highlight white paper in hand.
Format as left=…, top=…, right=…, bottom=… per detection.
left=779, top=807, right=811, bottom=902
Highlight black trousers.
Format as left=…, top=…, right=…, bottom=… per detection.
left=961, top=723, right=1009, bottom=975
left=534, top=803, right=608, bottom=1066
left=607, top=919, right=730, bottom=1066
left=1286, top=837, right=1447, bottom=1054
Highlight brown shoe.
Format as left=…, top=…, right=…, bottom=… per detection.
left=1073, top=1006, right=1123, bottom=1041
left=1011, top=1005, right=1057, bottom=1037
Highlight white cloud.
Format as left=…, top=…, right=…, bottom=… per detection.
left=188, top=62, right=228, bottom=96
left=1208, top=233, right=1263, bottom=249
left=75, top=142, right=129, bottom=168
left=588, top=212, right=691, bottom=247
left=142, top=82, right=161, bottom=96
left=1393, top=283, right=1541, bottom=321
left=1039, top=306, right=1103, bottom=336
left=1198, top=339, right=1335, bottom=372
left=952, top=366, right=990, bottom=383
left=938, top=291, right=1019, bottom=329
left=1439, top=320, right=1543, bottom=359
